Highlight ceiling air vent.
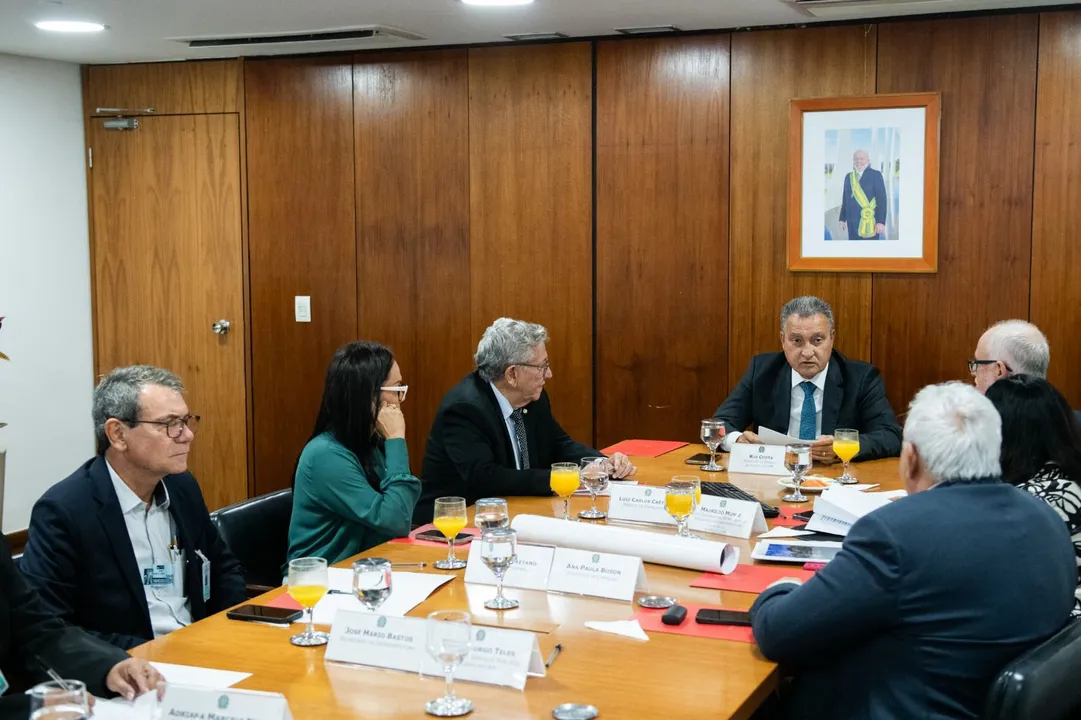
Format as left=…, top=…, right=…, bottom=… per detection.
left=787, top=0, right=961, bottom=19
left=504, top=32, right=569, bottom=41
left=614, top=25, right=681, bottom=35
left=179, top=25, right=427, bottom=48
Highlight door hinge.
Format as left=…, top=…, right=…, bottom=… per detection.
left=88, top=147, right=93, bottom=169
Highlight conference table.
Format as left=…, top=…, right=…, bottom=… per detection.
left=131, top=445, right=904, bottom=719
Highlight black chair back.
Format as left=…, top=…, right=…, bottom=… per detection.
left=210, top=489, right=293, bottom=592
left=983, top=619, right=1081, bottom=720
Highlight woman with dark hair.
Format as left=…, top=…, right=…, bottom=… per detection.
left=986, top=374, right=1081, bottom=615
left=287, top=342, right=421, bottom=565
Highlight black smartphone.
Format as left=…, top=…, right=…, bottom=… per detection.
left=414, top=529, right=474, bottom=544
left=695, top=609, right=752, bottom=627
left=685, top=453, right=714, bottom=466
left=227, top=604, right=303, bottom=624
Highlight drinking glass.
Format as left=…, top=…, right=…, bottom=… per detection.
left=783, top=444, right=813, bottom=503
left=425, top=610, right=474, bottom=717
left=287, top=557, right=330, bottom=646
left=671, top=475, right=702, bottom=539
left=550, top=462, right=580, bottom=521
left=433, top=497, right=469, bottom=570
left=665, top=479, right=698, bottom=538
left=474, top=498, right=509, bottom=531
left=28, top=680, right=89, bottom=720
left=353, top=558, right=393, bottom=612
left=833, top=428, right=860, bottom=484
left=578, top=456, right=610, bottom=520
left=700, top=419, right=727, bottom=472
left=480, top=528, right=519, bottom=610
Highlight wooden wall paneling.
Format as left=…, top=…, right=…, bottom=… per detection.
left=245, top=57, right=358, bottom=495
left=595, top=36, right=732, bottom=448
left=354, top=50, right=472, bottom=472
left=468, top=43, right=594, bottom=444
left=873, top=15, right=1038, bottom=412
left=1031, top=10, right=1081, bottom=409
left=728, top=27, right=876, bottom=395
left=86, top=60, right=241, bottom=115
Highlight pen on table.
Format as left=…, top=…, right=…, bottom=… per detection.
left=36, top=655, right=72, bottom=690
left=546, top=643, right=563, bottom=668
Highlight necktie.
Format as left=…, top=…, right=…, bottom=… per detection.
left=510, top=409, right=530, bottom=470
left=799, top=382, right=817, bottom=440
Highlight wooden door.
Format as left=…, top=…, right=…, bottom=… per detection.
left=89, top=114, right=248, bottom=510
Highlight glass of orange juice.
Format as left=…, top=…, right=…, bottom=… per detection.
left=550, top=463, right=581, bottom=520
left=287, top=557, right=330, bottom=646
left=833, top=428, right=860, bottom=485
left=665, top=479, right=698, bottom=538
left=433, top=496, right=469, bottom=570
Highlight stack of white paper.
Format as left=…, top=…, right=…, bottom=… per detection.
left=573, top=479, right=638, bottom=496
left=806, top=486, right=896, bottom=536
left=304, top=571, right=454, bottom=625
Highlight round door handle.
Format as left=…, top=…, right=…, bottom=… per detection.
left=212, top=319, right=231, bottom=335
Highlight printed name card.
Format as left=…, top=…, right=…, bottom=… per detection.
left=689, top=495, right=768, bottom=539
left=159, top=684, right=293, bottom=720
left=607, top=485, right=676, bottom=526
left=421, top=624, right=545, bottom=691
left=727, top=443, right=789, bottom=476
left=546, top=548, right=648, bottom=602
left=324, top=611, right=543, bottom=691
left=464, top=539, right=555, bottom=591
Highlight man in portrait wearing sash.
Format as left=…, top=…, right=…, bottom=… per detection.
left=838, top=149, right=888, bottom=240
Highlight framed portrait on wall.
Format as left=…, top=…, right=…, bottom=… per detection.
left=787, top=93, right=940, bottom=273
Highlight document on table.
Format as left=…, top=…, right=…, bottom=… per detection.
left=806, top=486, right=895, bottom=536
left=757, top=427, right=803, bottom=445
left=150, top=661, right=252, bottom=689
left=305, top=571, right=455, bottom=625
left=573, top=480, right=638, bottom=496
left=92, top=692, right=156, bottom=720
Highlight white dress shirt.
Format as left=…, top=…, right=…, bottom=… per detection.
left=722, top=363, right=830, bottom=450
left=490, top=382, right=523, bottom=470
left=106, top=460, right=192, bottom=637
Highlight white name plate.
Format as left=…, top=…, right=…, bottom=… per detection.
left=464, top=540, right=554, bottom=591
left=159, top=684, right=293, bottom=720
left=324, top=611, right=423, bottom=673
left=546, top=548, right=647, bottom=602
left=690, top=495, right=768, bottom=539
left=607, top=485, right=676, bottom=526
left=728, top=443, right=789, bottom=476
left=421, top=625, right=545, bottom=691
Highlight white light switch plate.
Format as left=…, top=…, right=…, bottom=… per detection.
left=295, top=296, right=311, bottom=323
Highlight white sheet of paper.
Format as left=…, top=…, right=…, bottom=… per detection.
left=806, top=486, right=895, bottom=536
left=757, top=427, right=804, bottom=445
left=848, top=483, right=881, bottom=491
left=873, top=489, right=908, bottom=500
left=150, top=662, right=251, bottom=690
left=583, top=619, right=649, bottom=642
left=93, top=693, right=157, bottom=720
left=757, top=526, right=815, bottom=539
left=574, top=480, right=639, bottom=496
left=303, top=572, right=454, bottom=625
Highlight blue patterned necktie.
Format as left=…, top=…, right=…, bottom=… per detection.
left=799, top=381, right=817, bottom=440
left=510, top=408, right=530, bottom=470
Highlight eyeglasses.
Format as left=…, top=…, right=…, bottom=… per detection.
left=968, top=359, right=1012, bottom=376
left=516, top=360, right=550, bottom=373
left=124, top=414, right=200, bottom=438
left=381, top=385, right=408, bottom=402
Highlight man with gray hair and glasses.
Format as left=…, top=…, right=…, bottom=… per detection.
left=416, top=318, right=635, bottom=524
left=750, top=383, right=1075, bottom=719
left=21, top=365, right=246, bottom=649
left=969, top=319, right=1081, bottom=426
left=713, top=295, right=901, bottom=463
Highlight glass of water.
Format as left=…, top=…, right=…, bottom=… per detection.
left=353, top=558, right=393, bottom=612
left=480, top=528, right=519, bottom=610
left=28, top=680, right=89, bottom=720
left=783, top=444, right=813, bottom=503
left=701, top=419, right=727, bottom=472
left=578, top=456, right=610, bottom=520
left=474, top=498, right=509, bottom=531
left=425, top=610, right=474, bottom=717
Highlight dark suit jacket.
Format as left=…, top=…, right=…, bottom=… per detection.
left=750, top=480, right=1076, bottom=720
left=840, top=166, right=888, bottom=239
left=713, top=350, right=901, bottom=461
left=0, top=535, right=128, bottom=720
left=20, top=456, right=247, bottom=650
left=416, top=372, right=598, bottom=524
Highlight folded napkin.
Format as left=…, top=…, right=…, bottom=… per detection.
left=583, top=619, right=649, bottom=642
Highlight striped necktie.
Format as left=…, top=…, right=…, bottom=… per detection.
left=510, top=408, right=530, bottom=470
left=799, top=382, right=817, bottom=440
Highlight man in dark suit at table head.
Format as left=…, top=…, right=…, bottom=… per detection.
left=750, top=382, right=1076, bottom=720
left=713, top=295, right=901, bottom=463
left=416, top=318, right=635, bottom=524
left=20, top=365, right=246, bottom=650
